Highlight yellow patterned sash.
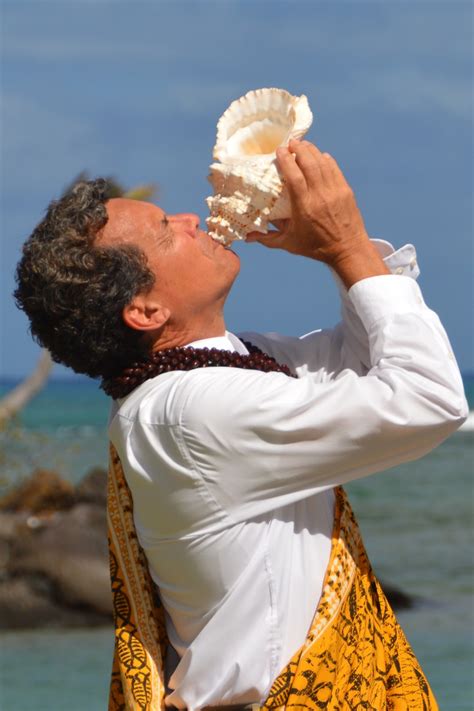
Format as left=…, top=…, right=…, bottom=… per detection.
left=108, top=444, right=167, bottom=710
left=107, top=444, right=438, bottom=710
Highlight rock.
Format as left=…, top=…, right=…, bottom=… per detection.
left=9, top=503, right=112, bottom=617
left=0, top=575, right=110, bottom=629
left=0, top=469, right=76, bottom=514
left=0, top=510, right=30, bottom=572
left=0, top=510, right=28, bottom=540
left=381, top=580, right=416, bottom=610
left=0, top=468, right=114, bottom=628
left=75, top=467, right=107, bottom=506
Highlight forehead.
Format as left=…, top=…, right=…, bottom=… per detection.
left=98, top=198, right=165, bottom=247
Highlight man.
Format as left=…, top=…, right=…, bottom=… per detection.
left=15, top=140, right=467, bottom=709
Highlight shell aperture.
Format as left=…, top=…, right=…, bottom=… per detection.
left=206, top=88, right=313, bottom=244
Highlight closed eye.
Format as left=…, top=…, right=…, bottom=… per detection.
left=157, top=214, right=174, bottom=249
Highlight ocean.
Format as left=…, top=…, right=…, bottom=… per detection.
left=0, top=375, right=473, bottom=710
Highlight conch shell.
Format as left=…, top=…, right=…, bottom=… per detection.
left=206, top=88, right=313, bottom=244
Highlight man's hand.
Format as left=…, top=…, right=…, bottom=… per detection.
left=247, top=140, right=390, bottom=289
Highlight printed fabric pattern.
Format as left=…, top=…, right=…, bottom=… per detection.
left=107, top=444, right=438, bottom=710
left=261, top=486, right=439, bottom=710
left=108, top=444, right=167, bottom=710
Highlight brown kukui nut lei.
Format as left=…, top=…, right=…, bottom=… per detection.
left=102, top=341, right=295, bottom=399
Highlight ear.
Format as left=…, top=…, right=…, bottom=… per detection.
left=123, top=295, right=171, bottom=332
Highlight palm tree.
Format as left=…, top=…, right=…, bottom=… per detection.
left=0, top=349, right=53, bottom=425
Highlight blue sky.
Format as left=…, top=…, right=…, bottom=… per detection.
left=1, top=0, right=472, bottom=378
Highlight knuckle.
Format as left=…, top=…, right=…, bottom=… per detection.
left=293, top=176, right=306, bottom=191
left=295, top=140, right=310, bottom=152
left=286, top=172, right=304, bottom=186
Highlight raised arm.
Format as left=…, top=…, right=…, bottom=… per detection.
left=245, top=141, right=424, bottom=379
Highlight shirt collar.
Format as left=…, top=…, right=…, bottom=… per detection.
left=186, top=331, right=249, bottom=355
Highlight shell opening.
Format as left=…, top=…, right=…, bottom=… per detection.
left=226, top=119, right=290, bottom=158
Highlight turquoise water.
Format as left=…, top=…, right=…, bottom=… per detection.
left=0, top=376, right=473, bottom=710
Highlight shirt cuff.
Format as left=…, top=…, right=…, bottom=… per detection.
left=332, top=239, right=420, bottom=299
left=348, top=274, right=425, bottom=332
left=371, top=239, right=420, bottom=279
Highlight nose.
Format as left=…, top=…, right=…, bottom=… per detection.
left=169, top=213, right=200, bottom=237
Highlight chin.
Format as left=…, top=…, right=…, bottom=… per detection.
left=220, top=253, right=240, bottom=292
left=227, top=248, right=241, bottom=272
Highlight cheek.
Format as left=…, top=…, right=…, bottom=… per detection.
left=158, top=241, right=220, bottom=295
left=167, top=253, right=203, bottom=293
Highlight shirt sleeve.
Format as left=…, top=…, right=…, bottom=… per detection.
left=176, top=275, right=468, bottom=520
left=239, top=240, right=421, bottom=379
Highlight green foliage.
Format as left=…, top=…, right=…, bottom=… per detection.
left=62, top=172, right=157, bottom=202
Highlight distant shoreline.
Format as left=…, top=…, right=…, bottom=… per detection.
left=2, top=372, right=474, bottom=386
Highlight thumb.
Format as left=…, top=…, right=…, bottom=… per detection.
left=247, top=219, right=292, bottom=246
left=246, top=229, right=286, bottom=248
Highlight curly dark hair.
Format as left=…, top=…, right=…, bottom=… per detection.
left=14, top=179, right=156, bottom=380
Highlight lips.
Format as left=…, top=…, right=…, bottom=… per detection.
left=201, top=228, right=236, bottom=256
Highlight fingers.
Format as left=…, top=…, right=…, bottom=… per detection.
left=287, top=140, right=348, bottom=191
left=289, top=138, right=322, bottom=162
left=292, top=141, right=325, bottom=189
left=281, top=140, right=331, bottom=192
left=246, top=229, right=286, bottom=248
left=321, top=152, right=350, bottom=190
left=276, top=145, right=307, bottom=201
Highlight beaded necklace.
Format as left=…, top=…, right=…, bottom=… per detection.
left=101, top=340, right=295, bottom=399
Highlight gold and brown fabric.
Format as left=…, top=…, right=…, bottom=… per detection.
left=108, top=443, right=168, bottom=710
left=107, top=443, right=438, bottom=710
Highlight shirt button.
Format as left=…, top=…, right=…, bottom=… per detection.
left=395, top=266, right=404, bottom=275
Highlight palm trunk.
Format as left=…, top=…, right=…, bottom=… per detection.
left=0, top=349, right=53, bottom=424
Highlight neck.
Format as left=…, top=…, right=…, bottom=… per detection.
left=151, top=312, right=227, bottom=352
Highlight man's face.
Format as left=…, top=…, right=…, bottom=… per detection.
left=97, top=198, right=240, bottom=335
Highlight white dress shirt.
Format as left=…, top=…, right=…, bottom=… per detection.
left=108, top=241, right=467, bottom=710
